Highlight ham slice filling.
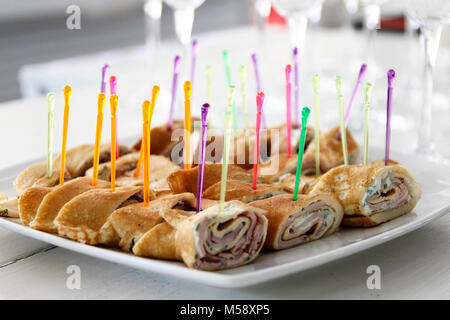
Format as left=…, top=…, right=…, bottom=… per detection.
left=194, top=212, right=265, bottom=269
left=277, top=200, right=336, bottom=249
left=363, top=177, right=409, bottom=215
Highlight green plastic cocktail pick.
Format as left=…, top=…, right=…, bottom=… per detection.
left=219, top=108, right=233, bottom=212
left=293, top=107, right=311, bottom=201
left=335, top=76, right=348, bottom=166
left=222, top=50, right=238, bottom=132
left=46, top=92, right=56, bottom=179
left=363, top=82, right=373, bottom=165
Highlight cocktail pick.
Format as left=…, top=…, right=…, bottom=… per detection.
left=191, top=40, right=198, bottom=86
left=312, top=74, right=320, bottom=176
left=239, top=65, right=250, bottom=145
left=205, top=66, right=213, bottom=129
left=110, top=94, right=118, bottom=192
left=251, top=53, right=266, bottom=128
left=285, top=65, right=293, bottom=158
left=222, top=50, right=232, bottom=86
left=109, top=75, right=119, bottom=159
left=109, top=76, right=117, bottom=95
left=293, top=107, right=311, bottom=201
left=141, top=100, right=151, bottom=206
left=219, top=109, right=233, bottom=212
left=101, top=64, right=109, bottom=94
left=252, top=92, right=264, bottom=190
left=184, top=81, right=192, bottom=169
left=59, top=85, right=71, bottom=186
left=293, top=48, right=300, bottom=129
left=363, top=82, right=373, bottom=166
left=91, top=93, right=106, bottom=186
left=385, top=69, right=395, bottom=165
left=46, top=93, right=55, bottom=179
left=335, top=76, right=348, bottom=166
left=227, top=83, right=236, bottom=124
left=135, top=85, right=160, bottom=178
left=344, top=64, right=367, bottom=128
left=168, top=55, right=181, bottom=130
left=196, top=103, right=210, bottom=213
left=222, top=50, right=238, bottom=132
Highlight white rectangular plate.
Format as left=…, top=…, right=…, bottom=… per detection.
left=1, top=147, right=450, bottom=288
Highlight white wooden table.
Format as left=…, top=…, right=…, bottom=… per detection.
left=1, top=26, right=450, bottom=299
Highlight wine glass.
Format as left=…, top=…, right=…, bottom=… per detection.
left=360, top=0, right=389, bottom=82
left=271, top=0, right=323, bottom=54
left=164, top=0, right=206, bottom=55
left=254, top=0, right=271, bottom=42
left=405, top=0, right=450, bottom=159
left=144, top=0, right=163, bottom=52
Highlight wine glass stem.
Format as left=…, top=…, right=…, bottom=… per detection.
left=364, top=4, right=380, bottom=79
left=288, top=13, right=308, bottom=54
left=174, top=6, right=195, bottom=55
left=144, top=0, right=162, bottom=50
left=417, top=25, right=442, bottom=153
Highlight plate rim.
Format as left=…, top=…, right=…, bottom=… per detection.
left=1, top=203, right=449, bottom=288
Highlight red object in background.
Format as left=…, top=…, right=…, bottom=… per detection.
left=380, top=16, right=405, bottom=31
left=267, top=6, right=286, bottom=25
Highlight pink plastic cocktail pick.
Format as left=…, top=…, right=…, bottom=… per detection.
left=285, top=64, right=293, bottom=158
left=252, top=92, right=264, bottom=190
left=109, top=75, right=119, bottom=159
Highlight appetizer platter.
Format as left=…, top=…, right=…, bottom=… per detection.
left=0, top=51, right=449, bottom=288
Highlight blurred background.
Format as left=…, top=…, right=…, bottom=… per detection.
left=2, top=0, right=450, bottom=163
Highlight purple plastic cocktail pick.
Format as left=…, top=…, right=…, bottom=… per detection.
left=101, top=64, right=109, bottom=94
left=344, top=64, right=367, bottom=127
left=196, top=103, right=210, bottom=212
left=191, top=40, right=198, bottom=86
left=293, top=48, right=300, bottom=129
left=251, top=53, right=267, bottom=128
left=385, top=69, right=395, bottom=166
left=168, top=56, right=181, bottom=130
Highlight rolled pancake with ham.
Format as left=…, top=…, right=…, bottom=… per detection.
left=18, top=186, right=53, bottom=225
left=132, top=119, right=198, bottom=157
left=13, top=162, right=70, bottom=195
left=301, top=126, right=359, bottom=175
left=116, top=155, right=180, bottom=190
left=85, top=153, right=179, bottom=190
left=55, top=186, right=145, bottom=244
left=0, top=195, right=20, bottom=218
left=85, top=152, right=140, bottom=182
left=202, top=180, right=289, bottom=203
left=53, top=143, right=130, bottom=178
left=278, top=173, right=316, bottom=195
left=307, top=162, right=421, bottom=227
left=249, top=193, right=343, bottom=249
left=269, top=123, right=314, bottom=157
left=99, top=192, right=197, bottom=250
left=30, top=177, right=110, bottom=233
left=167, top=163, right=255, bottom=196
left=134, top=201, right=268, bottom=270
left=13, top=143, right=129, bottom=195
left=258, top=153, right=298, bottom=184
